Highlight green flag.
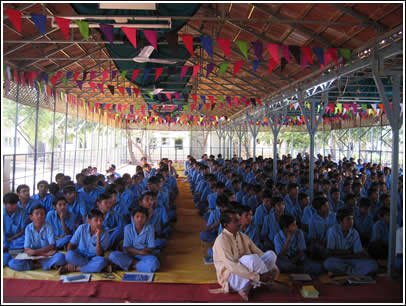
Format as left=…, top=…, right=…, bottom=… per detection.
left=121, top=70, right=128, bottom=81
left=218, top=62, right=229, bottom=77
left=146, top=90, right=153, bottom=99
left=63, top=78, right=68, bottom=86
left=235, top=40, right=249, bottom=59
left=219, top=96, right=225, bottom=103
left=74, top=20, right=89, bottom=41
left=361, top=104, right=368, bottom=112
left=339, top=48, right=352, bottom=67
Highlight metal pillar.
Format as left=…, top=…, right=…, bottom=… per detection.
left=246, top=114, right=261, bottom=161
left=298, top=92, right=327, bottom=202
left=12, top=81, right=20, bottom=192
left=372, top=64, right=402, bottom=277
left=215, top=124, right=225, bottom=157
left=234, top=121, right=246, bottom=160
left=73, top=99, right=79, bottom=178
left=82, top=101, right=87, bottom=171
left=63, top=94, right=68, bottom=173
left=32, top=86, right=40, bottom=194
left=268, top=107, right=287, bottom=183
left=96, top=113, right=101, bottom=169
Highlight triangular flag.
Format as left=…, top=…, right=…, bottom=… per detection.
left=111, top=70, right=118, bottom=80
left=191, top=104, right=196, bottom=112
left=143, top=68, right=151, bottom=82
left=268, top=58, right=277, bottom=74
left=122, top=27, right=137, bottom=49
left=89, top=82, right=96, bottom=92
left=236, top=40, right=249, bottom=59
left=216, top=38, right=231, bottom=60
left=234, top=97, right=239, bottom=106
left=89, top=71, right=96, bottom=81
left=192, top=94, right=197, bottom=103
left=301, top=46, right=314, bottom=64
left=267, top=43, right=280, bottom=64
left=74, top=20, right=89, bottom=41
left=132, top=69, right=140, bottom=81
left=97, top=83, right=104, bottom=93
left=218, top=62, right=229, bottom=77
left=117, top=86, right=125, bottom=96
left=174, top=92, right=180, bottom=100
left=126, top=87, right=132, bottom=96
left=198, top=104, right=203, bottom=111
left=206, top=103, right=211, bottom=111
left=102, top=71, right=109, bottom=82
left=99, top=24, right=114, bottom=44
left=200, top=36, right=213, bottom=58
left=252, top=41, right=263, bottom=61
left=143, top=30, right=157, bottom=50
left=252, top=60, right=260, bottom=72
left=327, top=48, right=338, bottom=66
left=76, top=80, right=84, bottom=90
left=281, top=45, right=291, bottom=63
left=180, top=66, right=190, bottom=79
left=208, top=95, right=214, bottom=105
left=133, top=87, right=140, bottom=97
left=180, top=34, right=194, bottom=57
left=313, top=47, right=325, bottom=66
left=165, top=92, right=172, bottom=101
left=155, top=67, right=164, bottom=81
left=108, top=85, right=115, bottom=95
left=206, top=63, right=215, bottom=78
left=339, top=48, right=352, bottom=67
left=233, top=61, right=244, bottom=76
left=54, top=17, right=71, bottom=40
left=256, top=98, right=262, bottom=105
left=6, top=9, right=22, bottom=33
left=200, top=95, right=206, bottom=103
left=378, top=104, right=385, bottom=113
left=121, top=70, right=128, bottom=81
left=192, top=65, right=200, bottom=80
left=31, top=14, right=46, bottom=36
left=211, top=103, right=216, bottom=110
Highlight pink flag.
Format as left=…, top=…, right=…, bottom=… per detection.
left=174, top=92, right=180, bottom=100
left=122, top=27, right=137, bottom=49
left=143, top=30, right=157, bottom=50
left=281, top=45, right=291, bottom=63
left=216, top=38, right=231, bottom=60
left=300, top=46, right=314, bottom=64
left=192, top=65, right=201, bottom=80
left=267, top=44, right=280, bottom=64
left=132, top=69, right=140, bottom=81
left=165, top=92, right=172, bottom=101
left=89, top=82, right=96, bottom=92
left=155, top=67, right=164, bottom=81
left=180, top=66, right=190, bottom=79
left=89, top=71, right=96, bottom=81
left=54, top=17, right=71, bottom=40
left=102, top=71, right=109, bottom=82
left=233, top=60, right=244, bottom=76
left=97, top=83, right=104, bottom=93
left=234, top=97, right=239, bottom=106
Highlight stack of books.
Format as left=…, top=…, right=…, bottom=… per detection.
left=300, top=285, right=319, bottom=298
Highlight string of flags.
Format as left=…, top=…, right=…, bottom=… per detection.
left=5, top=8, right=353, bottom=73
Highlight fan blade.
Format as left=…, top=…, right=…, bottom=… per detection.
left=148, top=58, right=177, bottom=64
left=138, top=46, right=154, bottom=58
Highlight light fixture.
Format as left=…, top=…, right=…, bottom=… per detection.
left=99, top=3, right=157, bottom=10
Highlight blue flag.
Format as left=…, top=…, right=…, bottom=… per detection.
left=200, top=36, right=213, bottom=58
left=31, top=14, right=46, bottom=36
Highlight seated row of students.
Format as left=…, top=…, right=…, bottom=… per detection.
left=3, top=161, right=179, bottom=274
left=186, top=153, right=402, bottom=276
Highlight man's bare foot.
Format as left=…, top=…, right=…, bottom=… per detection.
left=58, top=263, right=78, bottom=274
left=238, top=289, right=250, bottom=301
left=31, top=260, right=42, bottom=270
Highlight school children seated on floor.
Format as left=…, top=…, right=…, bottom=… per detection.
left=200, top=194, right=230, bottom=243
left=63, top=185, right=87, bottom=226
left=78, top=175, right=104, bottom=212
left=324, top=207, right=378, bottom=277
left=3, top=192, right=30, bottom=266
left=354, top=198, right=374, bottom=247
left=368, top=206, right=391, bottom=260
left=16, top=184, right=41, bottom=216
left=32, top=180, right=55, bottom=213
left=59, top=209, right=110, bottom=274
left=260, top=196, right=285, bottom=251
left=109, top=206, right=160, bottom=273
left=8, top=204, right=66, bottom=272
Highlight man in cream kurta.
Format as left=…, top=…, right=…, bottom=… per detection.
left=213, top=210, right=280, bottom=300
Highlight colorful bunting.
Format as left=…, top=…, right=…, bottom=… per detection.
left=74, top=20, right=89, bottom=41
left=132, top=69, right=140, bottom=81
left=267, top=43, right=280, bottom=64
left=133, top=87, right=140, bottom=97
left=89, top=82, right=96, bottom=92
left=99, top=24, right=114, bottom=43
left=236, top=40, right=249, bottom=59
left=252, top=41, right=263, bottom=61
left=200, top=36, right=213, bottom=58
left=165, top=92, right=172, bottom=101
left=218, top=62, right=229, bottom=77
left=339, top=48, right=352, bottom=66
left=233, top=60, right=244, bottom=76
left=313, top=47, right=325, bottom=66
left=180, top=34, right=194, bottom=57
left=143, top=68, right=151, bottom=82
left=268, top=58, right=277, bottom=74
left=122, top=27, right=137, bottom=49
left=108, top=85, right=115, bottom=95
left=55, top=17, right=71, bottom=40
left=97, top=83, right=104, bottom=93
left=192, top=65, right=201, bottom=80
left=143, top=30, right=157, bottom=50
left=206, top=63, right=215, bottom=78
left=31, top=14, right=46, bottom=36
left=180, top=66, right=190, bottom=80
left=155, top=67, right=164, bottom=81
left=216, top=38, right=231, bottom=60
left=6, top=8, right=22, bottom=33
left=281, top=45, right=291, bottom=63
left=252, top=60, right=260, bottom=72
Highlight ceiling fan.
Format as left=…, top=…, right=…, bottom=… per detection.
left=133, top=46, right=177, bottom=64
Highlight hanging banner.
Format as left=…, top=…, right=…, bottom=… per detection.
left=200, top=36, right=213, bottom=58
left=180, top=34, right=194, bottom=57
left=216, top=38, right=231, bottom=60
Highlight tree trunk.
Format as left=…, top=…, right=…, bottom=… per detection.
left=126, top=130, right=137, bottom=163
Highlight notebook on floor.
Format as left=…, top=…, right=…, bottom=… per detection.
left=203, top=256, right=213, bottom=264
left=122, top=272, right=154, bottom=282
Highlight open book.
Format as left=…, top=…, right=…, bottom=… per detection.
left=14, top=253, right=51, bottom=260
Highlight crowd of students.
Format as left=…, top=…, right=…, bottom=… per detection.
left=3, top=159, right=179, bottom=274
left=187, top=152, right=403, bottom=277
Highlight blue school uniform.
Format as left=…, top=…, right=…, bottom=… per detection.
left=245, top=195, right=259, bottom=211
left=32, top=193, right=55, bottom=213
left=253, top=203, right=272, bottom=228
left=109, top=220, right=159, bottom=273
left=324, top=224, right=378, bottom=276
left=66, top=199, right=87, bottom=226
left=273, top=229, right=322, bottom=275
left=45, top=210, right=76, bottom=249
left=354, top=208, right=374, bottom=237
left=200, top=207, right=221, bottom=243
left=17, top=198, right=41, bottom=215
left=65, top=224, right=109, bottom=273
left=301, top=205, right=316, bottom=226
left=8, top=222, right=65, bottom=271
left=102, top=210, right=124, bottom=249
left=146, top=209, right=168, bottom=249
left=242, top=223, right=262, bottom=249
left=207, top=192, right=218, bottom=210
left=235, top=190, right=244, bottom=203
left=370, top=219, right=389, bottom=243
left=261, top=210, right=281, bottom=250
left=308, top=212, right=337, bottom=244
left=78, top=187, right=104, bottom=211
left=329, top=199, right=345, bottom=214
left=284, top=195, right=299, bottom=217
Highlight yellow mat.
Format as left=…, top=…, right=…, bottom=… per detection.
left=3, top=179, right=218, bottom=284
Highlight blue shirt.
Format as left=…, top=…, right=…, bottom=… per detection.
left=328, top=199, right=345, bottom=214
left=253, top=203, right=272, bottom=227
left=146, top=210, right=162, bottom=234
left=66, top=199, right=87, bottom=224
left=101, top=210, right=123, bottom=233
left=45, top=210, right=76, bottom=237
left=274, top=229, right=306, bottom=258
left=4, top=206, right=29, bottom=238
left=24, top=222, right=55, bottom=249
left=245, top=195, right=258, bottom=211
left=261, top=209, right=282, bottom=242
left=284, top=194, right=299, bottom=217
left=70, top=224, right=110, bottom=257
left=18, top=198, right=41, bottom=215
left=241, top=223, right=261, bottom=247
left=32, top=193, right=55, bottom=213
left=78, top=187, right=104, bottom=211
left=354, top=208, right=374, bottom=234
left=115, top=189, right=135, bottom=217
left=308, top=212, right=337, bottom=243
left=327, top=224, right=363, bottom=254
left=301, top=205, right=316, bottom=226
left=207, top=207, right=221, bottom=227
left=123, top=219, right=155, bottom=250
left=370, top=219, right=389, bottom=243
left=208, top=192, right=218, bottom=210
left=236, top=191, right=244, bottom=203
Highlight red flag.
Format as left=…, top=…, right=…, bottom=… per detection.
left=132, top=69, right=140, bottom=81
left=192, top=65, right=200, bottom=80
left=234, top=97, right=239, bottom=106
left=73, top=71, right=80, bottom=81
left=267, top=44, right=280, bottom=64
left=143, top=30, right=157, bottom=50
left=155, top=67, right=164, bottom=81
left=268, top=58, right=277, bottom=74
left=133, top=87, right=140, bottom=97
left=97, top=83, right=104, bottom=93
left=191, top=104, right=196, bottom=112
left=180, top=34, right=194, bottom=57
left=216, top=38, right=231, bottom=60
left=208, top=95, right=214, bottom=104
left=165, top=92, right=172, bottom=101
left=327, top=48, right=338, bottom=66
left=6, top=9, right=22, bottom=33
left=378, top=104, right=385, bottom=113
left=102, top=71, right=109, bottom=82
left=281, top=45, right=291, bottom=63
left=122, top=27, right=137, bottom=49
left=206, top=103, right=210, bottom=111
left=256, top=98, right=262, bottom=105
left=180, top=66, right=190, bottom=79
left=55, top=17, right=71, bottom=40
left=117, top=86, right=125, bottom=96
left=300, top=46, right=314, bottom=64
left=233, top=60, right=244, bottom=76
left=192, top=94, right=197, bottom=103
left=89, top=82, right=96, bottom=92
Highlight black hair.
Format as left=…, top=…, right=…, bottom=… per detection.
left=96, top=192, right=112, bottom=203
left=298, top=192, right=309, bottom=202
left=148, top=176, right=161, bottom=185
left=271, top=196, right=284, bottom=207
left=220, top=209, right=237, bottom=227
left=377, top=206, right=390, bottom=218
left=330, top=187, right=340, bottom=194
left=88, top=208, right=104, bottom=220
left=53, top=196, right=67, bottom=206
left=83, top=175, right=97, bottom=185
left=140, top=191, right=156, bottom=201
left=29, top=204, right=46, bottom=215
left=115, top=177, right=125, bottom=186
left=131, top=205, right=149, bottom=218
left=216, top=194, right=229, bottom=208
left=235, top=204, right=252, bottom=215
left=16, top=184, right=29, bottom=193
left=105, top=184, right=118, bottom=194
left=345, top=193, right=356, bottom=202
left=262, top=189, right=273, bottom=200
left=368, top=188, right=379, bottom=197
left=37, top=180, right=49, bottom=189
left=287, top=183, right=299, bottom=191
left=49, top=182, right=60, bottom=196
left=63, top=185, right=76, bottom=194
left=3, top=192, right=19, bottom=204
left=215, top=181, right=226, bottom=189
left=359, top=197, right=372, bottom=208
left=278, top=214, right=296, bottom=230
left=313, top=196, right=329, bottom=212
left=336, top=207, right=354, bottom=223
left=55, top=173, right=65, bottom=180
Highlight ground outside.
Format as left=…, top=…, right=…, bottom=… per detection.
left=2, top=174, right=404, bottom=303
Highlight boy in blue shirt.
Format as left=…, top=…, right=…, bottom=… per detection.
left=298, top=192, right=311, bottom=233
left=324, top=207, right=378, bottom=277
left=328, top=187, right=345, bottom=214
left=253, top=189, right=273, bottom=231
left=114, top=178, right=135, bottom=224
left=368, top=207, right=390, bottom=260
left=354, top=198, right=374, bottom=247
left=261, top=196, right=285, bottom=251
left=284, top=183, right=300, bottom=218
left=46, top=196, right=76, bottom=249
left=95, top=192, right=124, bottom=250
left=63, top=185, right=87, bottom=227
left=8, top=204, right=66, bottom=271
left=237, top=204, right=262, bottom=249
left=109, top=206, right=160, bottom=273
left=16, top=184, right=41, bottom=215
left=78, top=175, right=104, bottom=212
left=32, top=180, right=55, bottom=213
left=60, top=209, right=110, bottom=274
left=3, top=192, right=29, bottom=266
left=200, top=194, right=229, bottom=243
left=273, top=214, right=323, bottom=275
